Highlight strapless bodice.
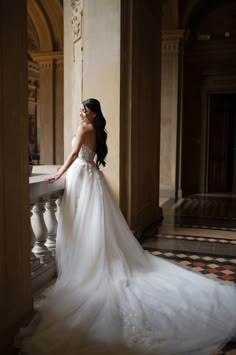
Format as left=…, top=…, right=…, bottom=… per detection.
left=78, top=144, right=95, bottom=162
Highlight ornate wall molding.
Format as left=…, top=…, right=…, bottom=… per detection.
left=55, top=60, right=64, bottom=70
left=31, top=51, right=63, bottom=62
left=162, top=29, right=184, bottom=55
left=71, top=0, right=83, bottom=43
left=28, top=79, right=39, bottom=101
left=40, top=61, right=53, bottom=70
left=28, top=60, right=40, bottom=72
left=162, top=41, right=179, bottom=54
left=28, top=14, right=40, bottom=52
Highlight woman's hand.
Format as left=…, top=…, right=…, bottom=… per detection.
left=44, top=172, right=62, bottom=183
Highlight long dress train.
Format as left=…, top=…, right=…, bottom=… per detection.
left=17, top=144, right=236, bottom=355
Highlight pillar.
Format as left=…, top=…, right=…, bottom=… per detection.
left=160, top=30, right=184, bottom=199
left=0, top=0, right=32, bottom=351
left=120, top=0, right=163, bottom=231
left=64, top=0, right=83, bottom=160
left=64, top=0, right=163, bottom=233
left=32, top=51, right=64, bottom=164
left=55, top=59, right=64, bottom=164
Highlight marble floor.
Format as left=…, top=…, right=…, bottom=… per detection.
left=142, top=194, right=236, bottom=355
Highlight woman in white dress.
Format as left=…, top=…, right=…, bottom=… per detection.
left=17, top=98, right=236, bottom=355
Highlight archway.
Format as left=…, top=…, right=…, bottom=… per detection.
left=27, top=0, right=64, bottom=164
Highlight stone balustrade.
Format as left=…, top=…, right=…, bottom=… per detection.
left=29, top=166, right=65, bottom=291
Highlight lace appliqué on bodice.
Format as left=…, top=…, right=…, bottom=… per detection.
left=78, top=145, right=95, bottom=162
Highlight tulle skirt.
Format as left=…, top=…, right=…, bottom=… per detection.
left=17, top=158, right=236, bottom=355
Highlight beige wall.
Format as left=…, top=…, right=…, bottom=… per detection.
left=0, top=0, right=32, bottom=351
left=83, top=0, right=121, bottom=200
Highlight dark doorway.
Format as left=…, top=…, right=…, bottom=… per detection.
left=208, top=93, right=236, bottom=193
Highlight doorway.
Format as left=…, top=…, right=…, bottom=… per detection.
left=208, top=93, right=236, bottom=193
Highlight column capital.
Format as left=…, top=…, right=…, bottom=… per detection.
left=162, top=29, right=185, bottom=55
left=162, top=29, right=185, bottom=41
left=31, top=51, right=63, bottom=62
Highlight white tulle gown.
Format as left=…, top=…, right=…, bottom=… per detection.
left=18, top=144, right=236, bottom=355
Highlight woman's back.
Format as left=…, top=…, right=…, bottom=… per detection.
left=80, top=123, right=96, bottom=152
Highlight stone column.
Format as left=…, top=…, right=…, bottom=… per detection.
left=159, top=30, right=184, bottom=199
left=119, top=0, right=163, bottom=232
left=31, top=51, right=64, bottom=164
left=0, top=0, right=32, bottom=351
left=64, top=0, right=163, bottom=233
left=64, top=0, right=83, bottom=159
left=55, top=59, right=64, bottom=164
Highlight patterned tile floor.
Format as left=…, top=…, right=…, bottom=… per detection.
left=171, top=194, right=236, bottom=230
left=144, top=247, right=236, bottom=283
left=142, top=194, right=236, bottom=354
left=142, top=243, right=236, bottom=354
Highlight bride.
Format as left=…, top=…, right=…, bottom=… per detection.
left=17, top=98, right=236, bottom=355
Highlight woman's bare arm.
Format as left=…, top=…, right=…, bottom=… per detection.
left=44, top=125, right=86, bottom=183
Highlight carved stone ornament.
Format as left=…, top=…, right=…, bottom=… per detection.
left=162, top=30, right=184, bottom=55
left=71, top=0, right=83, bottom=42
left=71, top=0, right=81, bottom=10
left=162, top=40, right=180, bottom=55
left=28, top=14, right=40, bottom=52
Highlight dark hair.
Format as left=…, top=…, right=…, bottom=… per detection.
left=82, top=98, right=108, bottom=169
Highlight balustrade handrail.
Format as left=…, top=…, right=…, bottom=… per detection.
left=29, top=165, right=66, bottom=291
left=29, top=165, right=65, bottom=202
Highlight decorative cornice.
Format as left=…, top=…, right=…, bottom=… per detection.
left=31, top=51, right=63, bottom=62
left=28, top=60, right=40, bottom=71
left=162, top=29, right=185, bottom=41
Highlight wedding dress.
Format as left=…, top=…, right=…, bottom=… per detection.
left=18, top=144, right=236, bottom=355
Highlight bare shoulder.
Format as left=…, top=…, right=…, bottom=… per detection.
left=77, top=123, right=95, bottom=136
left=76, top=124, right=88, bottom=136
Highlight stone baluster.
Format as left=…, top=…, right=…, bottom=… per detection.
left=55, top=193, right=62, bottom=221
left=30, top=203, right=41, bottom=271
left=45, top=196, right=58, bottom=256
left=32, top=198, right=52, bottom=263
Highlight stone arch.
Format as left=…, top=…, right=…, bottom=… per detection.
left=180, top=0, right=232, bottom=30
left=27, top=0, right=53, bottom=51
left=36, top=0, right=63, bottom=51
left=27, top=0, right=63, bottom=52
left=28, top=14, right=40, bottom=52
